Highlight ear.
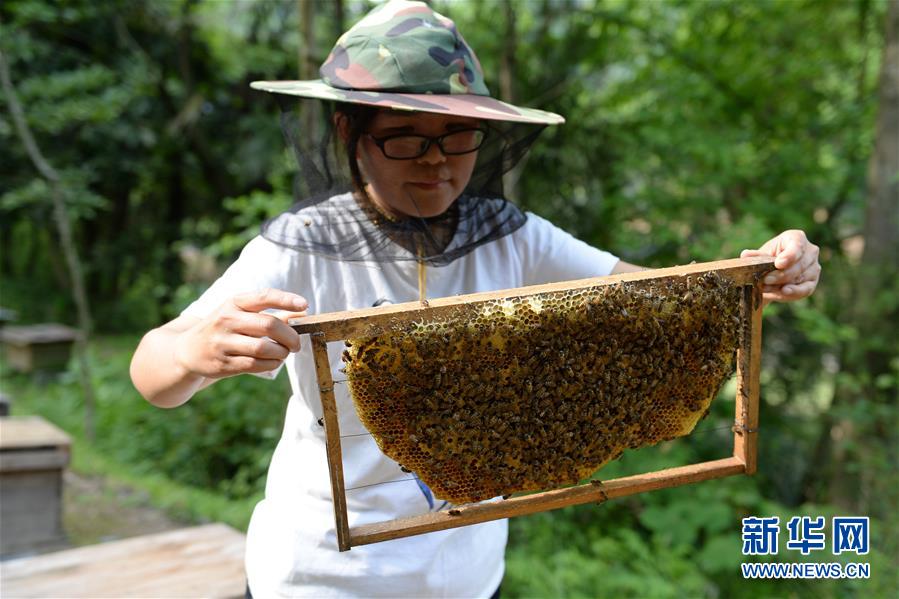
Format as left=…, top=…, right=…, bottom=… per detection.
left=333, top=112, right=350, bottom=145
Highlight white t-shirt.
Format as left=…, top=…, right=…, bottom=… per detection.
left=183, top=209, right=619, bottom=598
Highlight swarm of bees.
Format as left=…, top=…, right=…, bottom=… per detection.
left=342, top=272, right=743, bottom=504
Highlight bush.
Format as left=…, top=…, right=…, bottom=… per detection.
left=1, top=335, right=289, bottom=500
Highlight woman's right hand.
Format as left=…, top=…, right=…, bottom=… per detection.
left=132, top=288, right=309, bottom=408
left=173, top=288, right=309, bottom=380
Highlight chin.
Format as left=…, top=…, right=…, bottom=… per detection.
left=395, top=193, right=458, bottom=219
left=412, top=204, right=454, bottom=218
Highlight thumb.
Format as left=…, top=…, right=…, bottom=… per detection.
left=741, top=249, right=766, bottom=258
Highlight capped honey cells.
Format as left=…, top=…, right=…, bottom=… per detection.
left=342, top=272, right=743, bottom=504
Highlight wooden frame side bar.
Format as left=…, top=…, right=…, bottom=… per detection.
left=349, top=457, right=746, bottom=547
left=291, top=257, right=775, bottom=342
left=309, top=334, right=352, bottom=551
left=733, top=284, right=763, bottom=474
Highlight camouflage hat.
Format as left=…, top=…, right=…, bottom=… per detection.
left=251, top=0, right=564, bottom=125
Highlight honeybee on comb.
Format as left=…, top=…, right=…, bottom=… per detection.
left=343, top=272, right=742, bottom=504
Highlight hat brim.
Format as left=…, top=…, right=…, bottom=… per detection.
left=250, top=80, right=564, bottom=126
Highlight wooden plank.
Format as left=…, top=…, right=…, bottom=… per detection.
left=350, top=457, right=746, bottom=547
left=0, top=324, right=79, bottom=346
left=0, top=448, right=70, bottom=472
left=309, top=334, right=351, bottom=552
left=0, top=524, right=246, bottom=598
left=734, top=284, right=763, bottom=474
left=0, top=416, right=72, bottom=450
left=290, top=257, right=775, bottom=341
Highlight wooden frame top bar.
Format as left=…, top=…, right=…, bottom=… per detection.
left=291, top=256, right=774, bottom=341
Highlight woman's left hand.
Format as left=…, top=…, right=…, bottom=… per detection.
left=740, top=230, right=821, bottom=305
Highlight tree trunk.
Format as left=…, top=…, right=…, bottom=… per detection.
left=828, top=0, right=899, bottom=515
left=333, top=0, right=345, bottom=43
left=299, top=0, right=319, bottom=153
left=0, top=50, right=97, bottom=441
left=500, top=0, right=520, bottom=202
left=863, top=0, right=899, bottom=270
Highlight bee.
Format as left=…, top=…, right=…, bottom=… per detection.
left=339, top=269, right=747, bottom=503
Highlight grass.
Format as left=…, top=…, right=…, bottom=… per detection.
left=1, top=334, right=259, bottom=531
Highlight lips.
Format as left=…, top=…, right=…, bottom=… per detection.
left=409, top=180, right=449, bottom=189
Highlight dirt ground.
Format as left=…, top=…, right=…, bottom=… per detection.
left=61, top=470, right=186, bottom=548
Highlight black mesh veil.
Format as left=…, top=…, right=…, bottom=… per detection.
left=261, top=99, right=546, bottom=267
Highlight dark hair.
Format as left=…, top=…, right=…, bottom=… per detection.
left=333, top=103, right=379, bottom=193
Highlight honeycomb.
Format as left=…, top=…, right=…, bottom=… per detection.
left=342, top=272, right=743, bottom=504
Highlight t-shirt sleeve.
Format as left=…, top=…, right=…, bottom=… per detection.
left=181, top=236, right=301, bottom=380
left=181, top=236, right=299, bottom=319
left=517, top=212, right=620, bottom=286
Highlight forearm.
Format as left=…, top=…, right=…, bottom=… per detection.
left=130, top=327, right=212, bottom=409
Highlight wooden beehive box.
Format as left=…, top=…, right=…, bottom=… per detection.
left=0, top=306, right=18, bottom=328
left=0, top=416, right=72, bottom=556
left=0, top=324, right=78, bottom=373
left=290, top=257, right=772, bottom=551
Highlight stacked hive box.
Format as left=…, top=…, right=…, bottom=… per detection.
left=0, top=416, right=71, bottom=556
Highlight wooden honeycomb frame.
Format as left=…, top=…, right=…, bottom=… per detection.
left=291, top=257, right=773, bottom=551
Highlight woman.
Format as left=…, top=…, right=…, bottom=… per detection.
left=130, top=1, right=820, bottom=596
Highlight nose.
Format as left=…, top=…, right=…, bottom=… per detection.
left=416, top=140, right=447, bottom=165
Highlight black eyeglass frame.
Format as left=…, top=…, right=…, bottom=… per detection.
left=365, top=127, right=489, bottom=160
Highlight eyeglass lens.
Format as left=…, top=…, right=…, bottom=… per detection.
left=382, top=129, right=485, bottom=159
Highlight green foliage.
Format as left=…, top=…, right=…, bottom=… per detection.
left=507, top=516, right=710, bottom=598
left=1, top=0, right=896, bottom=596
left=1, top=0, right=291, bottom=330
left=1, top=336, right=289, bottom=502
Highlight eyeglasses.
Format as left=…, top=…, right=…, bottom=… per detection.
left=366, top=128, right=488, bottom=160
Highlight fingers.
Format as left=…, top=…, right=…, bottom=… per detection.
left=232, top=288, right=308, bottom=313
left=741, top=236, right=778, bottom=258
left=743, top=230, right=806, bottom=264
left=224, top=311, right=302, bottom=353
left=763, top=259, right=804, bottom=286
left=226, top=335, right=291, bottom=361
left=213, top=355, right=285, bottom=377
left=763, top=242, right=819, bottom=289
left=772, top=231, right=807, bottom=270
left=273, top=310, right=308, bottom=324
left=175, top=291, right=308, bottom=380
left=743, top=230, right=821, bottom=307
left=204, top=331, right=293, bottom=377
left=761, top=279, right=818, bottom=303
left=781, top=260, right=820, bottom=294
left=224, top=288, right=307, bottom=352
